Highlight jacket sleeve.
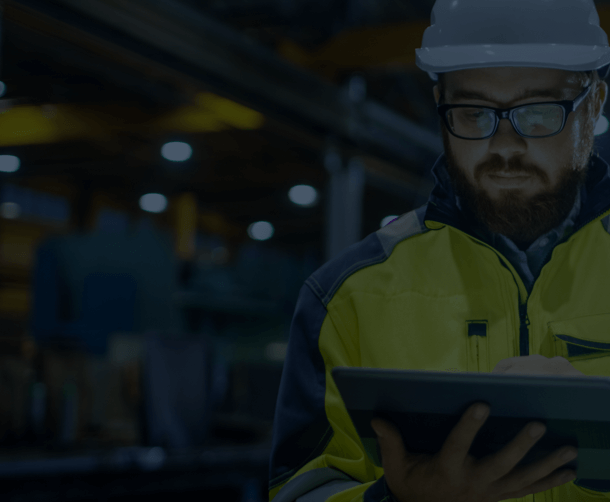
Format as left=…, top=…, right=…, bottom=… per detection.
left=268, top=281, right=395, bottom=502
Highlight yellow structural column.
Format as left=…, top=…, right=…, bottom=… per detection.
left=174, top=192, right=198, bottom=261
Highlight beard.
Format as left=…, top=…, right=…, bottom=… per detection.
left=441, top=116, right=595, bottom=249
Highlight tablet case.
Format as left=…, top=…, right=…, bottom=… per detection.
left=332, top=367, right=610, bottom=481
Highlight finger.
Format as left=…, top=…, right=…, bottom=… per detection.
left=500, top=468, right=577, bottom=500
left=371, top=418, right=409, bottom=474
left=438, top=403, right=489, bottom=469
left=493, top=360, right=513, bottom=370
left=481, top=421, right=547, bottom=482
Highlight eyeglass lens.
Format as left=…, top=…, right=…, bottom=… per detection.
left=446, top=104, right=565, bottom=139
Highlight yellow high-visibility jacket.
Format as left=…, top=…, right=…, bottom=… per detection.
left=269, top=152, right=610, bottom=502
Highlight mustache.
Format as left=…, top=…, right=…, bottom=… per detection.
left=482, top=161, right=536, bottom=177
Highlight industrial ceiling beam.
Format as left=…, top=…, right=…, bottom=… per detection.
left=276, top=21, right=430, bottom=76
left=9, top=0, right=443, bottom=172
left=3, top=6, right=194, bottom=108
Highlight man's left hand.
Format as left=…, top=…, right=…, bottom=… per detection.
left=491, top=355, right=586, bottom=377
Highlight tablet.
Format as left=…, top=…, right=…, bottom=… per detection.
left=331, top=367, right=610, bottom=481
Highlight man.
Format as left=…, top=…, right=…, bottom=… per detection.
left=438, top=67, right=606, bottom=253
left=269, top=0, right=610, bottom=501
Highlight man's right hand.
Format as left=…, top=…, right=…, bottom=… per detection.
left=370, top=403, right=578, bottom=502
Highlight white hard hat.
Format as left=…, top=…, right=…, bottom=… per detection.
left=415, top=0, right=610, bottom=82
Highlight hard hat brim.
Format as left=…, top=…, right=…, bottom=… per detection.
left=416, top=44, right=610, bottom=76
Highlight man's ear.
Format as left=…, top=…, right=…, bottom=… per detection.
left=594, top=80, right=608, bottom=122
left=433, top=85, right=441, bottom=106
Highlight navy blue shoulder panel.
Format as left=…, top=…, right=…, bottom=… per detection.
left=269, top=205, right=429, bottom=493
left=305, top=205, right=429, bottom=308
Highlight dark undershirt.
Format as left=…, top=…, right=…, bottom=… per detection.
left=512, top=240, right=534, bottom=252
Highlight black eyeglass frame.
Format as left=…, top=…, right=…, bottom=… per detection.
left=436, top=84, right=592, bottom=140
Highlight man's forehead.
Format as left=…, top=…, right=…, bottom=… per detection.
left=447, top=86, right=568, bottom=104
left=444, top=68, right=580, bottom=104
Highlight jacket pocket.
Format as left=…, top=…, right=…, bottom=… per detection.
left=548, top=314, right=610, bottom=369
left=467, top=321, right=489, bottom=373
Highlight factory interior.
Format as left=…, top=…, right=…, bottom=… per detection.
left=1, top=0, right=610, bottom=500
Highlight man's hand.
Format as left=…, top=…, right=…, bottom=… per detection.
left=372, top=401, right=578, bottom=502
left=491, top=355, right=586, bottom=377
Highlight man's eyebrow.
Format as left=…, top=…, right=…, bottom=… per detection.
left=449, top=88, right=565, bottom=104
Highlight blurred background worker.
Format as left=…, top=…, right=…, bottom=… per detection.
left=269, top=0, right=610, bottom=501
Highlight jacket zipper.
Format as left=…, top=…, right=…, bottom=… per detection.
left=430, top=207, right=610, bottom=358
left=519, top=302, right=530, bottom=356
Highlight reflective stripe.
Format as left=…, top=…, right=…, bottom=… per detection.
left=296, top=480, right=362, bottom=502
left=273, top=468, right=356, bottom=502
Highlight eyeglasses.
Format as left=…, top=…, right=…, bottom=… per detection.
left=437, top=85, right=592, bottom=140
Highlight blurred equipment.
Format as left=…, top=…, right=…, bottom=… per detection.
left=324, top=154, right=366, bottom=262
left=0, top=336, right=35, bottom=447
left=40, top=342, right=90, bottom=447
left=29, top=227, right=179, bottom=356
left=142, top=331, right=217, bottom=450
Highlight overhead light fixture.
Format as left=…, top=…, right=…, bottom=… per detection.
left=161, top=142, right=193, bottom=162
left=139, top=193, right=168, bottom=214
left=288, top=184, right=319, bottom=207
left=0, top=155, right=20, bottom=173
left=0, top=202, right=21, bottom=219
left=248, top=221, right=274, bottom=241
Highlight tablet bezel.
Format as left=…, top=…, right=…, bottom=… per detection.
left=331, top=367, right=610, bottom=481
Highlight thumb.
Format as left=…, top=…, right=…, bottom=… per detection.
left=371, top=417, right=400, bottom=440
left=371, top=418, right=390, bottom=438
left=371, top=418, right=408, bottom=465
